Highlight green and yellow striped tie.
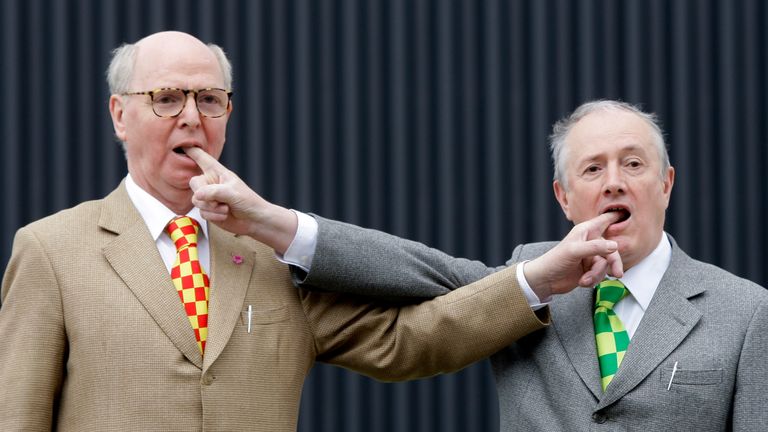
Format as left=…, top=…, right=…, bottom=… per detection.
left=594, top=279, right=631, bottom=391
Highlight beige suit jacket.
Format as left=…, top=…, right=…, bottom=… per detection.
left=0, top=183, right=547, bottom=431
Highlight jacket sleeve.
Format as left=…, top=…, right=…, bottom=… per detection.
left=302, top=264, right=550, bottom=381
left=0, top=227, right=66, bottom=431
left=291, top=215, right=507, bottom=301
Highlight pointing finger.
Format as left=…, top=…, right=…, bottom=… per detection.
left=583, top=212, right=621, bottom=239
left=184, top=146, right=225, bottom=177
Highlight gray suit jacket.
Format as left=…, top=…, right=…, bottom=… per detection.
left=299, top=217, right=768, bottom=431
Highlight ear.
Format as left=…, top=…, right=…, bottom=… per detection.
left=224, top=99, right=233, bottom=120
left=109, top=95, right=128, bottom=142
left=661, top=166, right=675, bottom=208
left=553, top=180, right=574, bottom=221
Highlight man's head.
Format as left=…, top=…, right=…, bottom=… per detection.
left=107, top=31, right=233, bottom=214
left=550, top=100, right=675, bottom=270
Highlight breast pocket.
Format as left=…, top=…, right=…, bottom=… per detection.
left=660, top=366, right=723, bottom=386
left=654, top=360, right=731, bottom=430
left=240, top=304, right=290, bottom=328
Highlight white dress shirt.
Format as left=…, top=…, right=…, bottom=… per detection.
left=124, top=174, right=210, bottom=274
left=609, top=233, right=671, bottom=338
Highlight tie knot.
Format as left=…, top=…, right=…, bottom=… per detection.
left=166, top=216, right=201, bottom=251
left=595, top=279, right=628, bottom=310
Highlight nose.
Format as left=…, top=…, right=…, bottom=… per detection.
left=602, top=164, right=625, bottom=196
left=176, top=93, right=201, bottom=128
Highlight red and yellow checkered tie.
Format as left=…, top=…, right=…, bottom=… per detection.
left=166, top=216, right=209, bottom=355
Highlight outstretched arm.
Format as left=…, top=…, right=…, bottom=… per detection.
left=300, top=212, right=621, bottom=300
left=186, top=146, right=621, bottom=301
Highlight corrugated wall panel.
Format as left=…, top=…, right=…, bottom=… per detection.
left=1, top=1, right=767, bottom=431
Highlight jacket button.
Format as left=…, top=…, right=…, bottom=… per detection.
left=201, top=374, right=215, bottom=385
left=591, top=412, right=607, bottom=424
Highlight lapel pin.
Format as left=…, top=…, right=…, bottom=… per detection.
left=232, top=254, right=244, bottom=264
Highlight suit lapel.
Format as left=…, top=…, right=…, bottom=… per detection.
left=202, top=226, right=255, bottom=370
left=552, top=288, right=603, bottom=399
left=99, top=184, right=203, bottom=368
left=597, top=240, right=704, bottom=409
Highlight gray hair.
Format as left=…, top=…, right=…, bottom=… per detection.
left=549, top=100, right=670, bottom=189
left=106, top=42, right=233, bottom=94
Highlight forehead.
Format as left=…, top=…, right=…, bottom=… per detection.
left=131, top=41, right=224, bottom=89
left=564, top=110, right=657, bottom=163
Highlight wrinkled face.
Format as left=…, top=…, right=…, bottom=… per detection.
left=553, top=109, right=675, bottom=270
left=109, top=32, right=231, bottom=213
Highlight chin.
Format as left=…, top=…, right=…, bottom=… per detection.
left=165, top=175, right=194, bottom=191
left=610, top=237, right=631, bottom=254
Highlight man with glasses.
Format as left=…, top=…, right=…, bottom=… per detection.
left=0, top=31, right=624, bottom=431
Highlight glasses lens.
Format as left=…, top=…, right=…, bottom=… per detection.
left=196, top=89, right=229, bottom=117
left=152, top=89, right=185, bottom=117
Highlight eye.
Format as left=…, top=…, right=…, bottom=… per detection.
left=153, top=91, right=182, bottom=105
left=198, top=94, right=221, bottom=105
left=197, top=90, right=227, bottom=107
left=626, top=159, right=643, bottom=168
left=584, top=165, right=601, bottom=174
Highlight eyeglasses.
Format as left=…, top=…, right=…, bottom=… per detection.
left=121, top=88, right=233, bottom=118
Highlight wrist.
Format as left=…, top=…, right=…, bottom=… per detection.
left=523, top=258, right=553, bottom=300
left=247, top=204, right=298, bottom=253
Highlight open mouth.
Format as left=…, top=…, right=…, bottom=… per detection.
left=604, top=207, right=631, bottom=223
left=173, top=147, right=186, bottom=155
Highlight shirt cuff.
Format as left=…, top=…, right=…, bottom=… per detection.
left=275, top=210, right=318, bottom=272
left=516, top=260, right=551, bottom=310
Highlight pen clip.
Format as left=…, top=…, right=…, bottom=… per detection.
left=247, top=304, right=253, bottom=334
left=667, top=361, right=678, bottom=390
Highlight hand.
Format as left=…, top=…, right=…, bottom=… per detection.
left=185, top=147, right=297, bottom=253
left=523, top=212, right=623, bottom=299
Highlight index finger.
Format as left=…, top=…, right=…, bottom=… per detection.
left=582, top=211, right=621, bottom=239
left=184, top=146, right=225, bottom=176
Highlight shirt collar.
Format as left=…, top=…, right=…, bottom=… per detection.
left=124, top=173, right=208, bottom=241
left=615, top=232, right=671, bottom=312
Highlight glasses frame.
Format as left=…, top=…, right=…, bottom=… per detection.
left=121, top=87, right=233, bottom=118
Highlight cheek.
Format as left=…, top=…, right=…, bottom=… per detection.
left=642, top=184, right=671, bottom=214
left=569, top=203, right=592, bottom=221
left=126, top=127, right=169, bottom=164
left=129, top=144, right=164, bottom=168
left=559, top=198, right=587, bottom=224
left=567, top=187, right=600, bottom=217
left=205, top=124, right=228, bottom=155
left=127, top=117, right=168, bottom=144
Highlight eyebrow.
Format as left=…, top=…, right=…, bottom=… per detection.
left=578, top=144, right=649, bottom=162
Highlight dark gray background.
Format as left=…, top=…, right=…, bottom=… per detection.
left=2, top=0, right=766, bottom=430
